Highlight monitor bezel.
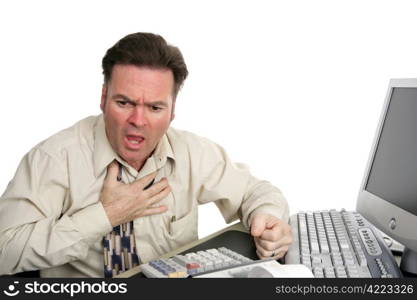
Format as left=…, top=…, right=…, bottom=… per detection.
left=356, top=78, right=417, bottom=252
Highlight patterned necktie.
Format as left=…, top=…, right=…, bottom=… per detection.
left=103, top=162, right=141, bottom=278
left=103, top=221, right=140, bottom=277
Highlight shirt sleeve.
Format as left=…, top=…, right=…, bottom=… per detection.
left=0, top=147, right=112, bottom=275
left=195, top=140, right=289, bottom=230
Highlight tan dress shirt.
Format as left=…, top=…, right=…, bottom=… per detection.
left=0, top=115, right=288, bottom=277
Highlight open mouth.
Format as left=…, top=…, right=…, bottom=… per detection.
left=125, top=135, right=145, bottom=148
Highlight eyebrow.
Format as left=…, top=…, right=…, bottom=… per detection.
left=147, top=101, right=168, bottom=107
left=111, top=94, right=168, bottom=107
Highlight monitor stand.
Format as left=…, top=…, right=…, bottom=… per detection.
left=400, top=247, right=417, bottom=277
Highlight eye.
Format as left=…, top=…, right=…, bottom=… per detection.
left=151, top=106, right=162, bottom=111
left=117, top=101, right=128, bottom=107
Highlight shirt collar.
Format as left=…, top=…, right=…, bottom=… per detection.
left=93, top=114, right=175, bottom=178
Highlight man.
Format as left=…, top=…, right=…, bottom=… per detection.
left=0, top=32, right=291, bottom=277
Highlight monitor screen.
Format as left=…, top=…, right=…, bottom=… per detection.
left=365, top=87, right=417, bottom=216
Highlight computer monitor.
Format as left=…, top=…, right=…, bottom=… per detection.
left=357, top=78, right=417, bottom=275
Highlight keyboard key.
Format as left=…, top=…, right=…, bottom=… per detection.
left=313, top=267, right=324, bottom=278
left=346, top=265, right=359, bottom=278
left=331, top=253, right=343, bottom=266
left=168, top=271, right=188, bottom=278
left=335, top=266, right=347, bottom=278
left=324, top=267, right=335, bottom=278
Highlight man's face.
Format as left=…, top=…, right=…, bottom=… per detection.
left=100, top=64, right=175, bottom=170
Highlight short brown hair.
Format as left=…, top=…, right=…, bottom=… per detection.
left=102, top=32, right=188, bottom=99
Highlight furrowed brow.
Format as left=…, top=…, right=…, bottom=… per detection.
left=147, top=101, right=168, bottom=107
left=111, top=94, right=136, bottom=104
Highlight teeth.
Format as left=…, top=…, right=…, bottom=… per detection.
left=127, top=137, right=144, bottom=145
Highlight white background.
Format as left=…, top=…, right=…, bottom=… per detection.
left=1, top=0, right=417, bottom=238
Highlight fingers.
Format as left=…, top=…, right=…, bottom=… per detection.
left=254, top=233, right=292, bottom=252
left=256, top=245, right=289, bottom=260
left=103, top=161, right=121, bottom=188
left=255, top=236, right=291, bottom=259
left=133, top=171, right=158, bottom=190
left=252, top=217, right=293, bottom=260
left=259, top=219, right=291, bottom=242
left=250, top=214, right=268, bottom=237
left=260, top=225, right=287, bottom=242
left=250, top=214, right=281, bottom=238
left=131, top=182, right=171, bottom=218
left=146, top=184, right=171, bottom=207
left=143, top=178, right=169, bottom=197
left=254, top=236, right=276, bottom=251
left=133, top=176, right=171, bottom=218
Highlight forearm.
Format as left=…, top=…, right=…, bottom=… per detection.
left=196, top=141, right=289, bottom=229
left=242, top=176, right=289, bottom=229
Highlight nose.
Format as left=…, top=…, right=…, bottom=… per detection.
left=127, top=107, right=147, bottom=128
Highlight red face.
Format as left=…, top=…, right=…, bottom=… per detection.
left=100, top=64, right=175, bottom=170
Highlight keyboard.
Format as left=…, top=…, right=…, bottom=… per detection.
left=140, top=247, right=253, bottom=278
left=285, top=209, right=403, bottom=278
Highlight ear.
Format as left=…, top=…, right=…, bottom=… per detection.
left=170, top=99, right=176, bottom=121
left=100, top=84, right=107, bottom=112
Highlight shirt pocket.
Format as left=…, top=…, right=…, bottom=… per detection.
left=163, top=208, right=198, bottom=251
